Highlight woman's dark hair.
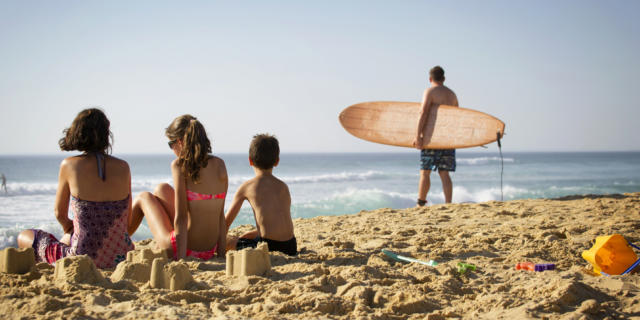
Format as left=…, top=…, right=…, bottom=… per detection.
left=166, top=114, right=211, bottom=183
left=249, top=134, right=279, bottom=170
left=59, top=108, right=112, bottom=154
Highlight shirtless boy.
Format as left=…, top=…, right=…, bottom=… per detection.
left=413, top=66, right=459, bottom=205
left=225, top=134, right=297, bottom=256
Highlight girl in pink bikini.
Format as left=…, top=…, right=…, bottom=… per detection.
left=128, top=115, right=228, bottom=260
left=17, top=108, right=134, bottom=269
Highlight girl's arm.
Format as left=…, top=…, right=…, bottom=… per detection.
left=217, top=158, right=228, bottom=257
left=217, top=207, right=227, bottom=257
left=54, top=159, right=73, bottom=235
left=171, top=160, right=188, bottom=260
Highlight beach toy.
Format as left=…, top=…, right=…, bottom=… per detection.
left=582, top=234, right=639, bottom=276
left=457, top=262, right=476, bottom=274
left=534, top=263, right=555, bottom=272
left=515, top=262, right=555, bottom=272
left=515, top=262, right=535, bottom=271
left=381, top=249, right=437, bottom=266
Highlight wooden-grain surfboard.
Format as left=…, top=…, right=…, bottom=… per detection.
left=339, top=101, right=505, bottom=149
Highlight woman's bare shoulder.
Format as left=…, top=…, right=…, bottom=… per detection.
left=107, top=155, right=130, bottom=168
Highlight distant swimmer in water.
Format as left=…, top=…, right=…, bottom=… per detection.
left=1, top=173, right=6, bottom=194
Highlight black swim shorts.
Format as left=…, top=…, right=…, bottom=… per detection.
left=236, top=236, right=298, bottom=256
left=420, top=149, right=456, bottom=171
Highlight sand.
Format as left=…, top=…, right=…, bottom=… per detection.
left=1, top=193, right=639, bottom=319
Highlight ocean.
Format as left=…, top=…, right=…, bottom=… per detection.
left=1, top=151, right=639, bottom=249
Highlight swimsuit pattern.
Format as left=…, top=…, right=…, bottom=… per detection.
left=420, top=149, right=456, bottom=171
left=32, top=195, right=134, bottom=268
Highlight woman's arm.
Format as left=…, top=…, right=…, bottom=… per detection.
left=126, top=163, right=133, bottom=229
left=54, top=159, right=73, bottom=234
left=171, top=160, right=188, bottom=260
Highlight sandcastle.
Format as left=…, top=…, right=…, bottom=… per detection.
left=226, top=242, right=271, bottom=276
left=110, top=248, right=167, bottom=283
left=149, top=258, right=194, bottom=290
left=0, top=247, right=35, bottom=274
left=54, top=255, right=107, bottom=286
left=110, top=248, right=194, bottom=290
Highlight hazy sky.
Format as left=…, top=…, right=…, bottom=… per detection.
left=1, top=1, right=638, bottom=154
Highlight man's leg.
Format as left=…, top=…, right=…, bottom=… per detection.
left=418, top=169, right=431, bottom=206
left=438, top=170, right=452, bottom=203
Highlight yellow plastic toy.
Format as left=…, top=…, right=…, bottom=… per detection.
left=582, top=234, right=638, bottom=276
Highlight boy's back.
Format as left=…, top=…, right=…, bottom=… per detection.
left=242, top=173, right=293, bottom=241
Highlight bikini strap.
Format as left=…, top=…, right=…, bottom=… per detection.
left=96, top=153, right=106, bottom=181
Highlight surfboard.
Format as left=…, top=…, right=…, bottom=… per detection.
left=339, top=101, right=505, bottom=149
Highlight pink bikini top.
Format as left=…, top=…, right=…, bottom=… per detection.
left=186, top=189, right=226, bottom=201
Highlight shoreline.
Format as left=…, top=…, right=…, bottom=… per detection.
left=1, top=193, right=640, bottom=319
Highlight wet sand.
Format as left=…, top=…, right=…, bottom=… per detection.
left=1, top=193, right=639, bottom=319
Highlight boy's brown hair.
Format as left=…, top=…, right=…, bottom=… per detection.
left=59, top=108, right=112, bottom=154
left=429, top=65, right=445, bottom=82
left=249, top=134, right=279, bottom=170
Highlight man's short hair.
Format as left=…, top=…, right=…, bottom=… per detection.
left=429, top=66, right=445, bottom=82
left=249, top=134, right=279, bottom=169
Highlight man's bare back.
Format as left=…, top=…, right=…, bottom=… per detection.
left=424, top=85, right=458, bottom=109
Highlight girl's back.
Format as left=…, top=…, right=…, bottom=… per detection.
left=184, top=156, right=228, bottom=251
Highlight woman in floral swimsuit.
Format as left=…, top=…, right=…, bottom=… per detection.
left=17, top=108, right=134, bottom=269
left=127, top=115, right=228, bottom=261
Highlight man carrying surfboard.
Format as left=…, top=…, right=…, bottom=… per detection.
left=413, top=66, right=459, bottom=205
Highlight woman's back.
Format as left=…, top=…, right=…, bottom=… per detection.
left=66, top=154, right=130, bottom=201
left=61, top=153, right=134, bottom=268
left=184, top=156, right=228, bottom=251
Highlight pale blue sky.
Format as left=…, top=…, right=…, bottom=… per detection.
left=1, top=1, right=638, bottom=154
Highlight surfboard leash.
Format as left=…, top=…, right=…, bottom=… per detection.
left=497, top=131, right=504, bottom=201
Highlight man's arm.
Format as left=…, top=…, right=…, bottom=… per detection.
left=413, top=89, right=432, bottom=149
left=224, top=183, right=246, bottom=230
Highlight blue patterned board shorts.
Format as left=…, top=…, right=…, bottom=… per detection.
left=420, top=149, right=456, bottom=171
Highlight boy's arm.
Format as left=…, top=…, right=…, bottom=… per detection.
left=171, top=160, right=188, bottom=260
left=224, top=183, right=246, bottom=230
left=413, top=89, right=432, bottom=149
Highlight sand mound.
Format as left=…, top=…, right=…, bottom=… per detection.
left=53, top=255, right=108, bottom=286
left=0, top=193, right=638, bottom=319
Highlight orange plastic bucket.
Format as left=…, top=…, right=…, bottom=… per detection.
left=582, top=234, right=638, bottom=276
